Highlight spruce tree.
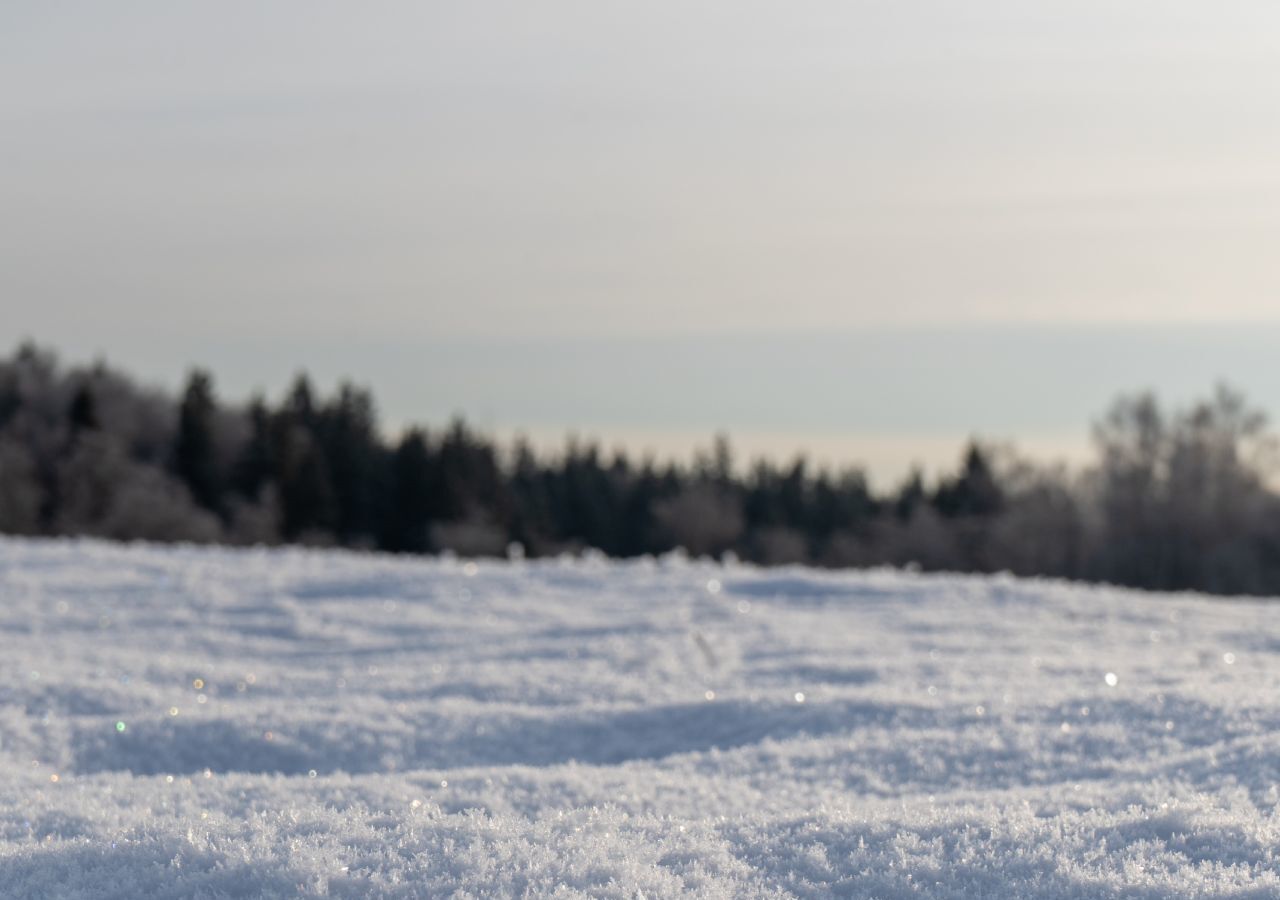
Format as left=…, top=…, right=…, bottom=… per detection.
left=174, top=370, right=224, bottom=516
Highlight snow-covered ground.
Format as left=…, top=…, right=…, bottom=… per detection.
left=2, top=538, right=1280, bottom=898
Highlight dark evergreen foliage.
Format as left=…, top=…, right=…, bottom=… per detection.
left=174, top=370, right=224, bottom=516
left=3, top=342, right=1280, bottom=596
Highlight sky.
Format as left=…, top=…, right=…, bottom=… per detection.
left=6, top=2, right=1280, bottom=482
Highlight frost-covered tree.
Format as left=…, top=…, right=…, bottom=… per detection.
left=1089, top=385, right=1280, bottom=592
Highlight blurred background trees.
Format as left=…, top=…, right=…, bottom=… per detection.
left=3, top=341, right=1279, bottom=596
left=1088, top=385, right=1280, bottom=593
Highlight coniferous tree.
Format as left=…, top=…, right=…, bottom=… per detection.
left=507, top=439, right=553, bottom=554
left=232, top=397, right=274, bottom=500
left=174, top=370, right=224, bottom=516
left=317, top=383, right=384, bottom=544
left=933, top=442, right=1003, bottom=519
left=893, top=469, right=926, bottom=522
left=272, top=378, right=337, bottom=541
left=383, top=428, right=435, bottom=553
left=68, top=384, right=99, bottom=435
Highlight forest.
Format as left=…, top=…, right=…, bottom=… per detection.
left=2, top=341, right=1278, bottom=596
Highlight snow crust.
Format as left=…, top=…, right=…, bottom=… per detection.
left=3, top=537, right=1280, bottom=897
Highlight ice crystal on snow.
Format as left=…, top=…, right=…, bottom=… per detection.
left=1, top=537, right=1278, bottom=897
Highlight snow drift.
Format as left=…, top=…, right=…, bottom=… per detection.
left=2, top=537, right=1279, bottom=897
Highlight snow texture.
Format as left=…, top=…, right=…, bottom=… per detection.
left=2, top=537, right=1280, bottom=898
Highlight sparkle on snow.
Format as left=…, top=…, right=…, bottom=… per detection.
left=0, top=537, right=1273, bottom=897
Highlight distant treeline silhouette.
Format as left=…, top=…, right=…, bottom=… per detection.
left=2, top=342, right=1278, bottom=595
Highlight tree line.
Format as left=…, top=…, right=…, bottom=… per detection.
left=2, top=342, right=1278, bottom=596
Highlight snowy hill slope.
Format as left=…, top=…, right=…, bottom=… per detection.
left=2, top=538, right=1280, bottom=897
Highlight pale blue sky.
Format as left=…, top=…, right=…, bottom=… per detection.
left=6, top=2, right=1280, bottom=480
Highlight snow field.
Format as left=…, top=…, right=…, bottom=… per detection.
left=2, top=538, right=1280, bottom=897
